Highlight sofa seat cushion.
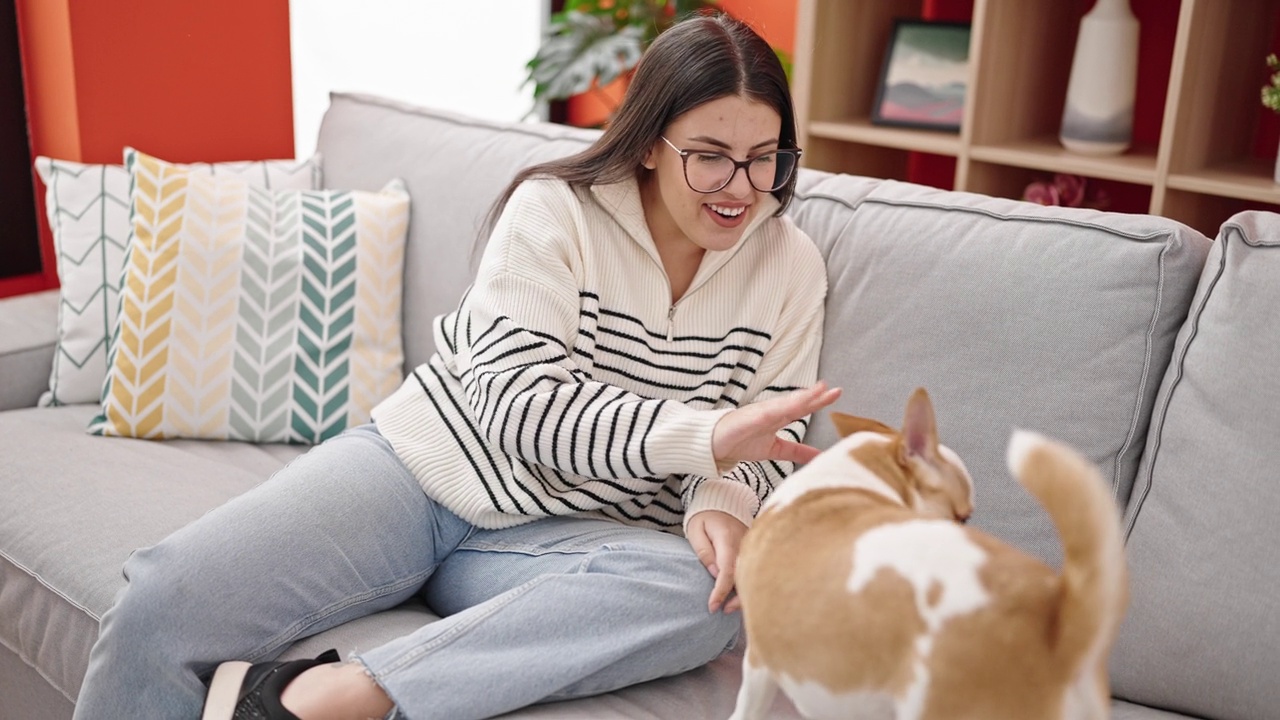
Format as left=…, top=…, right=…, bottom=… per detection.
left=0, top=405, right=306, bottom=701
left=792, top=178, right=1211, bottom=567
left=1112, top=211, right=1280, bottom=720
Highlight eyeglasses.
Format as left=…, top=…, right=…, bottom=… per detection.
left=660, top=136, right=801, bottom=194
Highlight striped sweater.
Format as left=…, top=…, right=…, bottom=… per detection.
left=372, top=176, right=827, bottom=534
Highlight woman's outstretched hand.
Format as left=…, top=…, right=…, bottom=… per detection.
left=711, top=381, right=842, bottom=468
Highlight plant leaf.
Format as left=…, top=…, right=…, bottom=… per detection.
left=526, top=11, right=645, bottom=101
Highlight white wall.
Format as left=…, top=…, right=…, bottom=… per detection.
left=289, top=1, right=546, bottom=159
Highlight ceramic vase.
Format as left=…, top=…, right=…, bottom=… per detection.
left=1060, top=0, right=1140, bottom=155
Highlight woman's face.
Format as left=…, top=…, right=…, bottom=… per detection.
left=642, top=95, right=783, bottom=254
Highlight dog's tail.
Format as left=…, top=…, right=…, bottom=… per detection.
left=1007, top=431, right=1128, bottom=676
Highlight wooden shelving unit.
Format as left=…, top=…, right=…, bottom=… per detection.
left=791, top=0, right=1280, bottom=238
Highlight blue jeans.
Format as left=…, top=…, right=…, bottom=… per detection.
left=73, top=425, right=741, bottom=720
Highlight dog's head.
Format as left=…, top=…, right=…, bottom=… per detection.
left=830, top=388, right=974, bottom=522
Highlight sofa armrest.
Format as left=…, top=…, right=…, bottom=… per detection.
left=0, top=289, right=57, bottom=411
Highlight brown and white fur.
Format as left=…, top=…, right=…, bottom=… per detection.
left=730, top=388, right=1128, bottom=720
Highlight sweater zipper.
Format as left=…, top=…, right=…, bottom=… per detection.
left=652, top=227, right=755, bottom=343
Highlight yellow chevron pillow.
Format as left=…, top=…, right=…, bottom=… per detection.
left=89, top=148, right=410, bottom=443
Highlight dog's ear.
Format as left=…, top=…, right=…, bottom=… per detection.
left=899, top=387, right=940, bottom=463
left=830, top=411, right=895, bottom=438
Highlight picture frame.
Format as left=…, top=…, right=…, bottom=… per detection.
left=870, top=19, right=972, bottom=133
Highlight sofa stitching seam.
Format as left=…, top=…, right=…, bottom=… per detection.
left=332, top=93, right=596, bottom=145
left=1122, top=227, right=1232, bottom=538
left=0, top=548, right=94, bottom=704
left=862, top=196, right=1178, bottom=241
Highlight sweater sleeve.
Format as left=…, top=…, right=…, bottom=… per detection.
left=681, top=231, right=828, bottom=531
left=449, top=181, right=730, bottom=492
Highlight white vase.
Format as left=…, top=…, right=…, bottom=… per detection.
left=1060, top=0, right=1140, bottom=155
left=1274, top=144, right=1280, bottom=184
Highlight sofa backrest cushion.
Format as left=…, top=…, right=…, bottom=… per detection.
left=1110, top=211, right=1280, bottom=719
left=316, top=93, right=600, bottom=371
left=792, top=179, right=1211, bottom=566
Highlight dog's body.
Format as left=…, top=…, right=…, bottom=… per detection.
left=730, top=390, right=1128, bottom=720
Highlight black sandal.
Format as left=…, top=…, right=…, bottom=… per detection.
left=201, top=648, right=341, bottom=720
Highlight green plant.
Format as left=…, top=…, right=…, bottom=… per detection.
left=525, top=0, right=719, bottom=112
left=524, top=0, right=794, bottom=122
left=1262, top=54, right=1280, bottom=113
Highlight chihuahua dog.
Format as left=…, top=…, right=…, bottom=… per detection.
left=730, top=388, right=1128, bottom=720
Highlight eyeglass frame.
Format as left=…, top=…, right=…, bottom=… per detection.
left=659, top=136, right=802, bottom=194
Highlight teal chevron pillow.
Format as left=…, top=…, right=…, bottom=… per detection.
left=34, top=153, right=322, bottom=406
left=88, top=148, right=410, bottom=443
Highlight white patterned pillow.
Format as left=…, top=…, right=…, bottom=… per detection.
left=88, top=148, right=409, bottom=443
left=34, top=153, right=322, bottom=406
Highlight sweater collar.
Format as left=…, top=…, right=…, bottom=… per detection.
left=589, top=175, right=781, bottom=294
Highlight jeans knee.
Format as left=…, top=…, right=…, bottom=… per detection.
left=660, top=555, right=743, bottom=663
left=688, top=600, right=743, bottom=663
left=108, top=542, right=201, bottom=640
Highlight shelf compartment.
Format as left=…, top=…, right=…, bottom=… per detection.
left=968, top=137, right=1158, bottom=185
left=1166, top=159, right=1280, bottom=204
left=808, top=119, right=962, bottom=157
left=969, top=0, right=1179, bottom=151
left=1160, top=0, right=1280, bottom=176
left=793, top=0, right=926, bottom=133
left=963, top=160, right=1154, bottom=216
left=1158, top=188, right=1280, bottom=237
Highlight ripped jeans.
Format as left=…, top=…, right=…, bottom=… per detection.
left=73, top=424, right=741, bottom=720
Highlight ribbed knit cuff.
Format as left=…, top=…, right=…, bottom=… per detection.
left=644, top=402, right=733, bottom=480
left=683, top=477, right=759, bottom=533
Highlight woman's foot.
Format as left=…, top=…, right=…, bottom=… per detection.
left=280, top=660, right=395, bottom=720
left=201, top=649, right=392, bottom=720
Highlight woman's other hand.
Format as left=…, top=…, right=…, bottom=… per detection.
left=686, top=510, right=749, bottom=614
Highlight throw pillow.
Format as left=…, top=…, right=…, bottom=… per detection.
left=34, top=153, right=322, bottom=407
left=88, top=148, right=409, bottom=444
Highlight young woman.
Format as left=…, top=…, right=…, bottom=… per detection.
left=73, top=12, right=837, bottom=720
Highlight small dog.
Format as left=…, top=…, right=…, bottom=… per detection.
left=731, top=388, right=1128, bottom=720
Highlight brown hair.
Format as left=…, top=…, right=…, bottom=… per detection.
left=483, top=12, right=798, bottom=240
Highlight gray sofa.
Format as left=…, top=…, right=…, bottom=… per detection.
left=3, top=91, right=1277, bottom=720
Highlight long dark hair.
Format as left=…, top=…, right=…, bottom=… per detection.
left=483, top=12, right=798, bottom=238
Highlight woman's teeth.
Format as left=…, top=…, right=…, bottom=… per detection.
left=708, top=204, right=745, bottom=217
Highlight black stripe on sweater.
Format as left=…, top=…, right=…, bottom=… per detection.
left=412, top=366, right=527, bottom=514
left=598, top=326, right=768, bottom=359
left=592, top=362, right=750, bottom=395
left=599, top=307, right=772, bottom=343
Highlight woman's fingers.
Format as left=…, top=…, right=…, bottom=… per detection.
left=790, top=382, right=842, bottom=422
left=770, top=438, right=822, bottom=465
left=709, top=561, right=734, bottom=614
left=713, top=382, right=842, bottom=465
left=688, top=522, right=716, bottom=574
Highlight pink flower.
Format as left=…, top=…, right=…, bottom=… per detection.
left=1022, top=181, right=1060, bottom=206
left=1053, top=173, right=1087, bottom=207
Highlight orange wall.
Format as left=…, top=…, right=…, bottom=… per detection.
left=8, top=0, right=294, bottom=296
left=718, top=0, right=796, bottom=55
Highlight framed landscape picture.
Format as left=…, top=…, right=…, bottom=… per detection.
left=871, top=19, right=972, bottom=132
